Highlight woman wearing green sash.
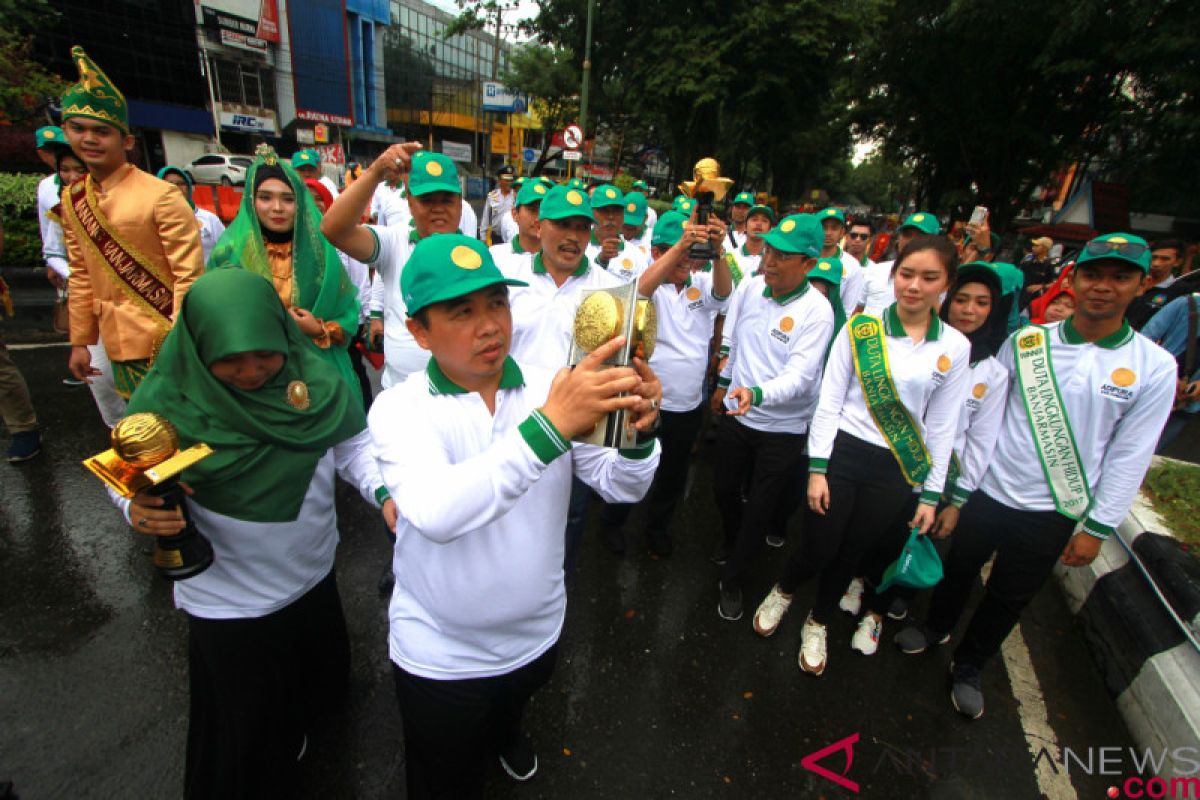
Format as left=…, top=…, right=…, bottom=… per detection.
left=207, top=145, right=360, bottom=389
left=750, top=236, right=970, bottom=677
left=114, top=269, right=393, bottom=797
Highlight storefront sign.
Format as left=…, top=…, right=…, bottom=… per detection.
left=442, top=141, right=472, bottom=162
left=297, top=109, right=353, bottom=127
left=482, top=82, right=528, bottom=113
left=217, top=103, right=278, bottom=134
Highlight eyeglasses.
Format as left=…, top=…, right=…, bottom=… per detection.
left=1085, top=240, right=1147, bottom=259
left=846, top=232, right=870, bottom=240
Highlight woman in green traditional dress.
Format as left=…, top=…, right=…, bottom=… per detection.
left=748, top=236, right=971, bottom=677
left=206, top=145, right=360, bottom=388
left=115, top=269, right=394, bottom=798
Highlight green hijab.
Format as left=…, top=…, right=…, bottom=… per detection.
left=206, top=149, right=360, bottom=388
left=156, top=166, right=194, bottom=209
left=126, top=269, right=366, bottom=523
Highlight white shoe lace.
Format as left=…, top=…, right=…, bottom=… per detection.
left=801, top=621, right=827, bottom=667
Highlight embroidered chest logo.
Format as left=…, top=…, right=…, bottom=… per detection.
left=966, top=381, right=987, bottom=410
left=932, top=353, right=951, bottom=383
left=620, top=257, right=634, bottom=273
left=1101, top=367, right=1137, bottom=401
left=772, top=315, right=795, bottom=343
left=685, top=285, right=704, bottom=310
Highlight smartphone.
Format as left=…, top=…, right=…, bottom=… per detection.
left=969, top=206, right=988, bottom=226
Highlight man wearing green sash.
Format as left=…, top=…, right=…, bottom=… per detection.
left=896, top=233, right=1177, bottom=720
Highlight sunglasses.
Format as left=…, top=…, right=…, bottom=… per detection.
left=846, top=232, right=870, bottom=240
left=1085, top=240, right=1146, bottom=259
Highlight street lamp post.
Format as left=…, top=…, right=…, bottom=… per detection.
left=579, top=0, right=594, bottom=147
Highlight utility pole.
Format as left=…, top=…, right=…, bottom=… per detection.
left=579, top=0, right=595, bottom=171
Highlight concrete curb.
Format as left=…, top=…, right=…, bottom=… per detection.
left=1055, top=492, right=1200, bottom=780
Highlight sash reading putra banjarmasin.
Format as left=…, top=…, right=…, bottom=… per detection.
left=62, top=176, right=174, bottom=326
left=848, top=314, right=932, bottom=486
left=1013, top=326, right=1092, bottom=520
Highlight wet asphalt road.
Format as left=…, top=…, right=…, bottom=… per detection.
left=0, top=343, right=1149, bottom=799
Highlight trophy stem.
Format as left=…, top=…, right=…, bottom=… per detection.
left=688, top=191, right=717, bottom=261
left=146, top=478, right=214, bottom=581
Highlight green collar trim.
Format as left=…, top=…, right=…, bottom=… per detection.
left=533, top=252, right=589, bottom=278
left=883, top=303, right=942, bottom=341
left=590, top=231, right=600, bottom=246
left=761, top=279, right=810, bottom=305
left=512, top=237, right=525, bottom=254
left=426, top=355, right=524, bottom=395
left=1059, top=316, right=1134, bottom=349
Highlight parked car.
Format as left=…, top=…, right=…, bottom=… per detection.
left=184, top=153, right=253, bottom=186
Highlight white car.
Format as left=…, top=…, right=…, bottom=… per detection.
left=184, top=153, right=253, bottom=186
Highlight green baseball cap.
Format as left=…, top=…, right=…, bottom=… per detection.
left=747, top=204, right=776, bottom=224
left=1076, top=232, right=1152, bottom=273
left=408, top=151, right=461, bottom=196
left=673, top=195, right=696, bottom=216
left=819, top=207, right=846, bottom=225
left=760, top=214, right=823, bottom=257
left=566, top=177, right=586, bottom=191
left=36, top=126, right=67, bottom=149
left=899, top=211, right=939, bottom=235
left=291, top=149, right=320, bottom=169
left=810, top=256, right=844, bottom=286
left=591, top=183, right=624, bottom=209
left=632, top=179, right=648, bottom=191
left=623, top=192, right=648, bottom=226
left=651, top=211, right=688, bottom=248
left=401, top=234, right=527, bottom=316
left=515, top=179, right=550, bottom=208
left=539, top=184, right=594, bottom=222
left=513, top=176, right=527, bottom=190
left=732, top=191, right=754, bottom=206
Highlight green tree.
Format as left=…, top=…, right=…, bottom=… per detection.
left=0, top=0, right=65, bottom=128
left=500, top=44, right=580, bottom=174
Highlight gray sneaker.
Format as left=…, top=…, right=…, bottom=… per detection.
left=718, top=582, right=744, bottom=621
left=950, top=661, right=985, bottom=719
left=893, top=622, right=950, bottom=654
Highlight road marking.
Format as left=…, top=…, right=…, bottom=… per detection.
left=982, top=559, right=1078, bottom=800
left=6, top=342, right=70, bottom=350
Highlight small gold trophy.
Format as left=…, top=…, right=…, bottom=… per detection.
left=569, top=282, right=657, bottom=448
left=83, top=413, right=216, bottom=581
left=679, top=158, right=734, bottom=261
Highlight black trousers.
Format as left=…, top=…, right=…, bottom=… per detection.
left=391, top=644, right=559, bottom=800
left=185, top=570, right=350, bottom=800
left=347, top=325, right=373, bottom=411
left=714, top=417, right=808, bottom=590
left=600, top=404, right=705, bottom=535
left=777, top=432, right=914, bottom=624
left=926, top=490, right=1077, bottom=669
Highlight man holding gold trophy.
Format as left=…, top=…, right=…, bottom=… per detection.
left=369, top=234, right=661, bottom=795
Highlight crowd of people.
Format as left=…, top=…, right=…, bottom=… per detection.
left=0, top=45, right=1196, bottom=800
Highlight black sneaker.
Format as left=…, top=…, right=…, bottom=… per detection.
left=718, top=582, right=743, bottom=621
left=710, top=542, right=731, bottom=566
left=499, top=734, right=537, bottom=781
left=886, top=596, right=909, bottom=621
left=6, top=430, right=41, bottom=463
left=765, top=533, right=785, bottom=548
left=647, top=530, right=673, bottom=557
left=950, top=661, right=985, bottom=719
left=893, top=621, right=950, bottom=654
left=601, top=525, right=626, bottom=556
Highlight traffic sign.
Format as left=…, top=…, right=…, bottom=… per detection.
left=523, top=148, right=536, bottom=163
left=563, top=125, right=583, bottom=149
left=563, top=150, right=582, bottom=161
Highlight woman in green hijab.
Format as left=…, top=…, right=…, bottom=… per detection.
left=157, top=165, right=226, bottom=264
left=119, top=268, right=393, bottom=799
left=206, top=145, right=360, bottom=388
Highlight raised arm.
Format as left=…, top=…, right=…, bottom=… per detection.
left=322, top=142, right=422, bottom=262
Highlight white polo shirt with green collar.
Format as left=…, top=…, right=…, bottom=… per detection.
left=585, top=234, right=650, bottom=283
left=716, top=274, right=834, bottom=434
left=507, top=252, right=624, bottom=371
left=652, top=271, right=730, bottom=412
left=369, top=356, right=660, bottom=679
left=489, top=235, right=534, bottom=279
left=726, top=244, right=762, bottom=286
left=808, top=303, right=971, bottom=504
left=979, top=318, right=1176, bottom=539
left=363, top=222, right=429, bottom=388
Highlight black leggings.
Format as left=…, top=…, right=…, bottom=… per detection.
left=777, top=432, right=915, bottom=625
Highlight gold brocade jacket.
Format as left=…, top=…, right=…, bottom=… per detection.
left=65, top=163, right=204, bottom=361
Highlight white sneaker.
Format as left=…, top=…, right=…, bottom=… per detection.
left=838, top=577, right=864, bottom=615
left=851, top=614, right=883, bottom=656
left=752, top=585, right=792, bottom=637
left=798, top=615, right=827, bottom=676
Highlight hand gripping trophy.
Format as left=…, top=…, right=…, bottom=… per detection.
left=569, top=285, right=658, bottom=448
left=83, top=412, right=215, bottom=580
left=679, top=158, right=734, bottom=261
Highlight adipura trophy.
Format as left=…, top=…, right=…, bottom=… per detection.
left=569, top=282, right=657, bottom=448
left=679, top=157, right=734, bottom=261
left=83, top=412, right=215, bottom=580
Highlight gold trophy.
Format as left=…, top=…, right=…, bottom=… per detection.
left=84, top=413, right=216, bottom=581
left=679, top=158, right=734, bottom=261
left=569, top=282, right=657, bottom=448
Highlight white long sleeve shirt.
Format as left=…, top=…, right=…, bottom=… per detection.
left=195, top=207, right=225, bottom=265
left=717, top=275, right=834, bottom=434
left=104, top=430, right=384, bottom=620
left=835, top=248, right=865, bottom=315
left=946, top=355, right=1010, bottom=507
left=38, top=175, right=70, bottom=279
left=859, top=260, right=895, bottom=316
left=371, top=182, right=410, bottom=228
left=364, top=224, right=429, bottom=387
left=507, top=253, right=624, bottom=371
left=979, top=319, right=1176, bottom=539
left=808, top=304, right=971, bottom=503
left=371, top=358, right=660, bottom=680
left=651, top=270, right=729, bottom=412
